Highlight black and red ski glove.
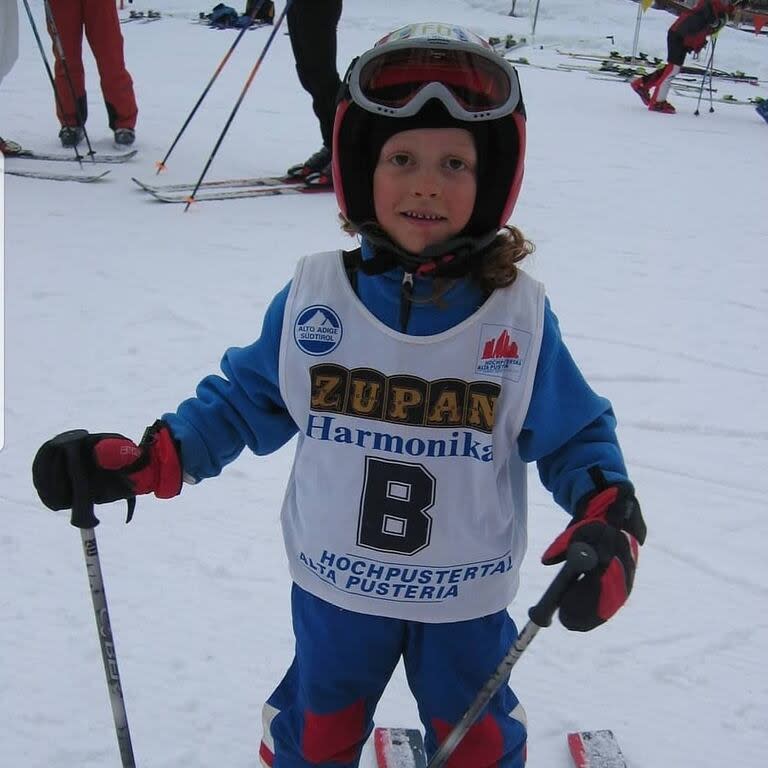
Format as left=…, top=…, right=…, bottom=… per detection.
left=542, top=468, right=647, bottom=632
left=33, top=420, right=183, bottom=521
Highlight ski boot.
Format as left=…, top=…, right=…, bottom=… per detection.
left=630, top=77, right=651, bottom=106
left=59, top=126, right=84, bottom=147
left=648, top=100, right=676, bottom=114
left=286, top=145, right=331, bottom=181
left=304, top=169, right=334, bottom=189
left=113, top=128, right=136, bottom=147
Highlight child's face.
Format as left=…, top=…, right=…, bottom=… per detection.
left=372, top=128, right=477, bottom=255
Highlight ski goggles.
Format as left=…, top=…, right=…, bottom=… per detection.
left=346, top=24, right=521, bottom=122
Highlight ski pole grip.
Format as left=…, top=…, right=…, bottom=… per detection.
left=50, top=429, right=101, bottom=530
left=527, top=542, right=598, bottom=628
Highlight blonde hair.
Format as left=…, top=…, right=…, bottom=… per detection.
left=340, top=216, right=535, bottom=293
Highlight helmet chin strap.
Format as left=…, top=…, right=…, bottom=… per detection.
left=358, top=224, right=498, bottom=278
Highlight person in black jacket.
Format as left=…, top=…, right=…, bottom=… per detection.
left=284, top=0, right=342, bottom=184
left=630, top=0, right=742, bottom=114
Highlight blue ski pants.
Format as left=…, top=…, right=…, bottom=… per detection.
left=258, top=584, right=527, bottom=768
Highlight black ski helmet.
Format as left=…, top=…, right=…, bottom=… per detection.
left=332, top=23, right=526, bottom=248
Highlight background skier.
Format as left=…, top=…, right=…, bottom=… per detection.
left=631, top=0, right=744, bottom=113
left=284, top=0, right=343, bottom=185
left=45, top=0, right=138, bottom=147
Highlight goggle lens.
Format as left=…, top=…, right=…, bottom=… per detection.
left=357, top=48, right=513, bottom=114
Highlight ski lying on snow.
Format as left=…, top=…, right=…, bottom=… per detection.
left=131, top=174, right=301, bottom=194
left=374, top=728, right=427, bottom=768
left=7, top=148, right=137, bottom=163
left=504, top=57, right=571, bottom=72
left=121, top=10, right=161, bottom=23
left=556, top=49, right=759, bottom=83
left=673, top=89, right=764, bottom=106
left=557, top=49, right=663, bottom=66
left=5, top=168, right=111, bottom=182
left=144, top=182, right=332, bottom=203
left=567, top=730, right=628, bottom=768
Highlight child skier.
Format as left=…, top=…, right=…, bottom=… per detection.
left=33, top=23, right=647, bottom=768
left=631, top=0, right=743, bottom=113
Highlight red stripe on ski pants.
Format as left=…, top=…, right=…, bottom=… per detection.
left=46, top=0, right=137, bottom=129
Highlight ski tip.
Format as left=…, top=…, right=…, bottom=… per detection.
left=5, top=168, right=111, bottom=182
left=374, top=727, right=427, bottom=768
left=567, top=730, right=627, bottom=768
left=567, top=731, right=588, bottom=767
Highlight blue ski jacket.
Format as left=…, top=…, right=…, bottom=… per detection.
left=164, top=239, right=630, bottom=514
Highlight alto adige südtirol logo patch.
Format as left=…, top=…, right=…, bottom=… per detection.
left=294, top=305, right=343, bottom=356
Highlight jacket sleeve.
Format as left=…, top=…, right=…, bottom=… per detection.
left=517, top=299, right=630, bottom=513
left=162, top=282, right=299, bottom=482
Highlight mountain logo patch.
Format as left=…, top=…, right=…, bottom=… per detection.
left=294, top=305, right=343, bottom=356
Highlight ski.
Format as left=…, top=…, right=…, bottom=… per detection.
left=559, top=61, right=651, bottom=77
left=567, top=730, right=627, bottom=768
left=557, top=49, right=662, bottom=66
left=120, top=11, right=149, bottom=23
left=669, top=80, right=718, bottom=92
left=121, top=10, right=161, bottom=23
left=131, top=174, right=301, bottom=194
left=556, top=49, right=760, bottom=84
left=143, top=181, right=332, bottom=203
left=589, top=74, right=635, bottom=83
left=374, top=727, right=427, bottom=768
left=489, top=34, right=528, bottom=53
left=505, top=57, right=573, bottom=73
left=673, top=89, right=764, bottom=106
left=5, top=168, right=111, bottom=182
left=5, top=148, right=137, bottom=164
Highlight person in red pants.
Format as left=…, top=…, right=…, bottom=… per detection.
left=45, top=0, right=138, bottom=147
left=630, top=0, right=743, bottom=114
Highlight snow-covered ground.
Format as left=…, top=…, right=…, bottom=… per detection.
left=2, top=1, right=767, bottom=766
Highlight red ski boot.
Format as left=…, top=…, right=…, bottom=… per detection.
left=648, top=99, right=676, bottom=114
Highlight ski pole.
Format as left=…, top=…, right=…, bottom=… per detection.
left=707, top=37, right=717, bottom=113
left=19, top=0, right=86, bottom=163
left=41, top=0, right=96, bottom=158
left=694, top=39, right=716, bottom=116
left=155, top=0, right=269, bottom=174
left=531, top=0, right=542, bottom=38
left=426, top=542, right=599, bottom=768
left=51, top=430, right=137, bottom=768
left=184, top=0, right=295, bottom=210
